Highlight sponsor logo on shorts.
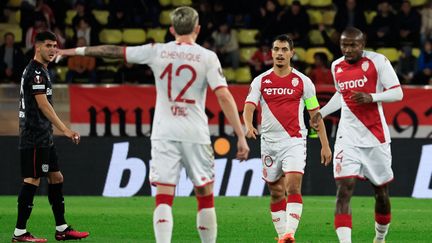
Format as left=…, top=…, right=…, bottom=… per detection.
left=335, top=163, right=342, bottom=174
left=41, top=164, right=49, bottom=172
left=289, top=213, right=300, bottom=220
left=272, top=217, right=280, bottom=222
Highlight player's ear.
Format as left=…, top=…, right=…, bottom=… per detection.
left=169, top=26, right=176, bottom=37
left=194, top=24, right=201, bottom=35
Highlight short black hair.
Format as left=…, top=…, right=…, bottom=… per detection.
left=35, top=31, right=57, bottom=43
left=273, top=34, right=294, bottom=50
left=3, top=32, right=14, bottom=39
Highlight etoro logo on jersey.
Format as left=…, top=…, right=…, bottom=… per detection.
left=262, top=87, right=294, bottom=95
left=338, top=75, right=368, bottom=91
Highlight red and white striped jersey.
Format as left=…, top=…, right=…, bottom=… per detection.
left=245, top=68, right=318, bottom=142
left=331, top=50, right=401, bottom=147
left=125, top=41, right=227, bottom=144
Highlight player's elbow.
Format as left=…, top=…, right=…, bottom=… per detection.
left=215, top=87, right=231, bottom=103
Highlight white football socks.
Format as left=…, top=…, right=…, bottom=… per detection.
left=153, top=204, right=173, bottom=243
left=271, top=210, right=287, bottom=238
left=336, top=227, right=352, bottom=243
left=285, top=202, right=303, bottom=235
left=197, top=208, right=217, bottom=243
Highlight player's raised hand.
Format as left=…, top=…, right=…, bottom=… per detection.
left=245, top=125, right=258, bottom=139
left=321, top=146, right=332, bottom=166
left=309, top=112, right=322, bottom=131
left=350, top=91, right=373, bottom=104
left=236, top=136, right=250, bottom=162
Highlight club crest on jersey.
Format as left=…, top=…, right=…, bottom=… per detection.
left=361, top=61, right=369, bottom=72
left=263, top=79, right=272, bottom=84
left=292, top=77, right=299, bottom=87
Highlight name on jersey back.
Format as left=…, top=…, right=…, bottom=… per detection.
left=161, top=50, right=201, bottom=62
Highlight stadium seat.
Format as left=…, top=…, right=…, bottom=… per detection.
left=410, top=0, right=428, bottom=7
left=65, top=10, right=77, bottom=26
left=364, top=11, right=377, bottom=25
left=307, top=10, right=323, bottom=25
left=308, top=29, right=324, bottom=45
left=0, top=23, right=22, bottom=43
left=55, top=66, right=68, bottom=82
left=99, top=29, right=123, bottom=44
left=146, top=28, right=167, bottom=43
left=7, top=0, right=21, bottom=7
left=159, top=0, right=171, bottom=7
left=278, top=0, right=287, bottom=6
left=172, top=0, right=192, bottom=6
left=237, top=29, right=259, bottom=45
left=322, top=10, right=335, bottom=26
left=305, top=47, right=333, bottom=64
left=240, top=47, right=258, bottom=63
left=123, top=28, right=146, bottom=44
left=223, top=68, right=236, bottom=82
left=287, top=0, right=309, bottom=6
left=309, top=0, right=332, bottom=7
left=7, top=10, right=20, bottom=24
left=65, top=27, right=74, bottom=39
left=294, top=47, right=306, bottom=62
left=412, top=48, right=420, bottom=58
left=92, top=10, right=109, bottom=25
left=375, top=48, right=400, bottom=62
left=235, top=67, right=252, bottom=83
left=159, top=10, right=172, bottom=26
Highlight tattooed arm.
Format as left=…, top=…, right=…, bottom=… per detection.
left=58, top=45, right=124, bottom=59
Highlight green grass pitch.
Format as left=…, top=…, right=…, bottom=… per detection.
left=0, top=196, right=431, bottom=242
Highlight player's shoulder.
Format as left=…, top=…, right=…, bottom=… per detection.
left=331, top=56, right=345, bottom=68
left=252, top=68, right=273, bottom=84
left=362, top=50, right=388, bottom=65
left=25, top=60, right=44, bottom=77
left=291, top=68, right=312, bottom=82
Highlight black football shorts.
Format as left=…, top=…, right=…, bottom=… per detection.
left=20, top=145, right=59, bottom=178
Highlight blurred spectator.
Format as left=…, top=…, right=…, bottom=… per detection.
left=252, top=0, right=282, bottom=41
left=396, top=0, right=421, bottom=46
left=278, top=0, right=310, bottom=47
left=333, top=0, right=367, bottom=34
left=213, top=1, right=230, bottom=28
left=212, top=23, right=240, bottom=68
left=25, top=16, right=48, bottom=51
left=395, top=46, right=417, bottom=84
left=52, top=25, right=66, bottom=48
left=413, top=39, right=432, bottom=85
left=114, top=63, right=155, bottom=84
left=34, top=0, right=55, bottom=29
left=107, top=8, right=133, bottom=29
left=369, top=0, right=397, bottom=47
left=247, top=40, right=273, bottom=77
left=72, top=1, right=100, bottom=31
left=420, top=1, right=432, bottom=44
left=73, top=18, right=99, bottom=46
left=196, top=1, right=215, bottom=44
left=306, top=52, right=333, bottom=86
left=0, top=32, right=26, bottom=83
left=319, top=24, right=342, bottom=58
left=66, top=37, right=97, bottom=83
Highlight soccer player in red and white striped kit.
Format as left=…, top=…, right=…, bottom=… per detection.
left=311, top=27, right=403, bottom=243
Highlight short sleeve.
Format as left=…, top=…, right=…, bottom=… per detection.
left=245, top=77, right=261, bottom=107
left=377, top=55, right=401, bottom=89
left=31, top=70, right=47, bottom=95
left=206, top=51, right=228, bottom=90
left=125, top=44, right=157, bottom=64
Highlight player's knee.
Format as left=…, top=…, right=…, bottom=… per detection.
left=196, top=193, right=214, bottom=210
left=268, top=185, right=285, bottom=201
left=24, top=177, right=40, bottom=186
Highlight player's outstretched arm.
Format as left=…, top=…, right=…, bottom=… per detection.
left=242, top=103, right=258, bottom=140
left=308, top=109, right=332, bottom=166
left=215, top=87, right=250, bottom=161
left=35, top=94, right=80, bottom=144
left=58, top=45, right=124, bottom=59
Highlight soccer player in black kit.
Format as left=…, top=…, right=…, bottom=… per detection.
left=13, top=31, right=89, bottom=242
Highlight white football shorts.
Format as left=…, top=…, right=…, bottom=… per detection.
left=150, top=140, right=215, bottom=187
left=261, top=137, right=306, bottom=183
left=333, top=142, right=393, bottom=186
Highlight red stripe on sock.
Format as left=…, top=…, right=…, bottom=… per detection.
left=196, top=194, right=214, bottom=210
left=270, top=199, right=287, bottom=212
left=155, top=194, right=174, bottom=207
left=335, top=214, right=352, bottom=229
left=375, top=213, right=391, bottom=225
left=287, top=194, right=303, bottom=203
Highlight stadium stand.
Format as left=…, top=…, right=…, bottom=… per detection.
left=123, top=29, right=146, bottom=45
left=99, top=29, right=122, bottom=44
